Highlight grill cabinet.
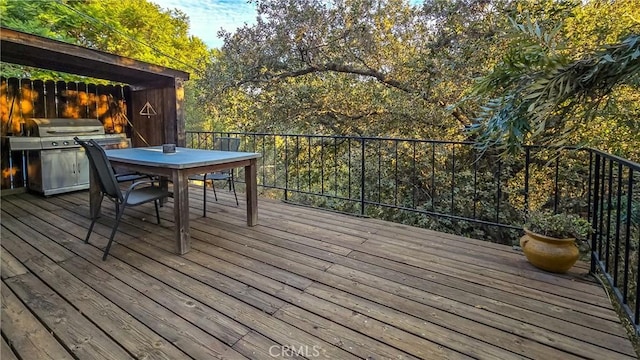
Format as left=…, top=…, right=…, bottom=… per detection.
left=9, top=118, right=129, bottom=195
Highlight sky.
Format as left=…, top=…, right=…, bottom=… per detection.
left=151, top=0, right=424, bottom=49
left=151, top=0, right=258, bottom=49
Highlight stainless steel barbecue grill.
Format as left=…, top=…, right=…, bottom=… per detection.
left=6, top=118, right=129, bottom=195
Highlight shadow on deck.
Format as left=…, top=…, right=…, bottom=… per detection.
left=1, top=186, right=636, bottom=359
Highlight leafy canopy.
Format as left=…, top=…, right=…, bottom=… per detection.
left=0, top=0, right=211, bottom=79
left=467, top=0, right=640, bottom=157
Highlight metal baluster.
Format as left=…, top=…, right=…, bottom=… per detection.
left=473, top=148, right=478, bottom=219
left=284, top=135, right=289, bottom=201
left=623, top=169, right=633, bottom=301
left=496, top=160, right=501, bottom=223
left=590, top=154, right=601, bottom=274
left=599, top=158, right=606, bottom=261
left=394, top=140, right=398, bottom=206
left=413, top=141, right=417, bottom=209
left=587, top=151, right=593, bottom=220
left=334, top=137, right=337, bottom=195
left=431, top=143, right=436, bottom=211
left=274, top=135, right=278, bottom=188
left=321, top=137, right=324, bottom=194
left=297, top=136, right=301, bottom=192
left=524, top=147, right=530, bottom=214
left=554, top=156, right=560, bottom=213
left=261, top=135, right=266, bottom=187
left=308, top=135, right=311, bottom=192
left=348, top=138, right=352, bottom=199
left=378, top=140, right=382, bottom=204
left=635, top=222, right=640, bottom=327
left=361, top=138, right=366, bottom=215
left=451, top=144, right=456, bottom=216
left=614, top=163, right=623, bottom=286
left=606, top=159, right=614, bottom=272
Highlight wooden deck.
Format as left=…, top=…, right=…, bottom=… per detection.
left=1, top=186, right=636, bottom=360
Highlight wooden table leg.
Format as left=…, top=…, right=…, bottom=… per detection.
left=172, top=170, right=190, bottom=254
left=245, top=158, right=258, bottom=226
left=159, top=176, right=169, bottom=206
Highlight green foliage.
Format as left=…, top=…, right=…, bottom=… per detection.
left=525, top=210, right=592, bottom=240
left=467, top=0, right=640, bottom=158
left=198, top=0, right=640, bottom=163
left=0, top=0, right=211, bottom=79
left=199, top=0, right=514, bottom=137
left=0, top=0, right=213, bottom=129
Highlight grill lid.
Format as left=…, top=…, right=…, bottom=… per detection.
left=25, top=118, right=106, bottom=137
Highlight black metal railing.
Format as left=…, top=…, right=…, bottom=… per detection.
left=588, top=149, right=640, bottom=333
left=187, top=131, right=640, bottom=334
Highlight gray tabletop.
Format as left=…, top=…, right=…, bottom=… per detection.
left=105, top=147, right=261, bottom=169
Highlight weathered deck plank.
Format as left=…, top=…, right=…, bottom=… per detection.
left=0, top=245, right=28, bottom=279
left=1, top=336, right=19, bottom=360
left=1, top=280, right=74, bottom=360
left=6, top=272, right=133, bottom=360
left=0, top=188, right=636, bottom=360
left=1, top=213, right=215, bottom=360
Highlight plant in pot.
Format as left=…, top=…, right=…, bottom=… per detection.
left=520, top=210, right=593, bottom=273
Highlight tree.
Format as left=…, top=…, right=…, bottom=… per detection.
left=467, top=1, right=640, bottom=158
left=199, top=0, right=512, bottom=138
left=0, top=0, right=213, bottom=128
left=1, top=0, right=211, bottom=75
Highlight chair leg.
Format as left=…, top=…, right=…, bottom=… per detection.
left=230, top=174, right=238, bottom=206
left=85, top=216, right=99, bottom=244
left=86, top=194, right=104, bottom=244
left=203, top=180, right=207, bottom=217
left=103, top=205, right=126, bottom=261
left=212, top=181, right=218, bottom=201
left=154, top=200, right=161, bottom=224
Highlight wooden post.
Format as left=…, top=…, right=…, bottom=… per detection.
left=172, top=169, right=190, bottom=254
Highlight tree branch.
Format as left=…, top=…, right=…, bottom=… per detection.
left=235, top=62, right=471, bottom=125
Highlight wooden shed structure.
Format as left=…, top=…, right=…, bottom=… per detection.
left=0, top=27, right=190, bottom=147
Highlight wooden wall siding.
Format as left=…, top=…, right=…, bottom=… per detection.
left=130, top=88, right=163, bottom=147
left=0, top=78, right=129, bottom=190
left=0, top=137, right=23, bottom=191
left=129, top=80, right=183, bottom=147
left=0, top=77, right=128, bottom=136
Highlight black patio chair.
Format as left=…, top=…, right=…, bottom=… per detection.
left=75, top=137, right=170, bottom=260
left=114, top=170, right=154, bottom=184
left=189, top=137, right=240, bottom=216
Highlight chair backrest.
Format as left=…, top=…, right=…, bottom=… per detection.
left=215, top=137, right=240, bottom=152
left=74, top=137, right=123, bottom=202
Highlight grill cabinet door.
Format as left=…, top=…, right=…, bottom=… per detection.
left=39, top=148, right=89, bottom=195
left=76, top=147, right=89, bottom=186
left=41, top=149, right=77, bottom=191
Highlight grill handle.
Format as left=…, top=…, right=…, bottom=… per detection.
left=45, top=129, right=101, bottom=135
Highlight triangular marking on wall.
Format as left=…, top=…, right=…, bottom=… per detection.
left=139, top=101, right=157, bottom=118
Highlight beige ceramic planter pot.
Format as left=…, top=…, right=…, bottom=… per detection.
left=520, top=229, right=579, bottom=273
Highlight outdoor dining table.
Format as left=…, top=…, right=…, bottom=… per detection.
left=89, top=146, right=261, bottom=255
